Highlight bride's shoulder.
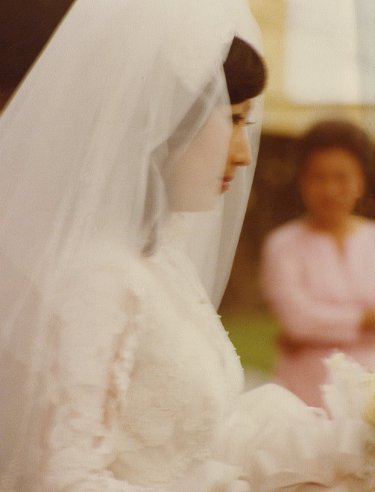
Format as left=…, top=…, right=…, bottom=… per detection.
left=51, top=240, right=149, bottom=316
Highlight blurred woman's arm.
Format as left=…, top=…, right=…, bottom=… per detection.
left=261, top=234, right=365, bottom=346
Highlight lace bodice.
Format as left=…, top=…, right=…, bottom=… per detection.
left=37, top=217, right=373, bottom=491
left=41, top=230, right=244, bottom=491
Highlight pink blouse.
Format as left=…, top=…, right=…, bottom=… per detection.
left=261, top=218, right=375, bottom=407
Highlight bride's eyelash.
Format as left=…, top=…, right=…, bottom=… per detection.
left=231, top=114, right=243, bottom=124
left=231, top=114, right=256, bottom=126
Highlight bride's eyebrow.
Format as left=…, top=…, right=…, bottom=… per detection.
left=232, top=113, right=245, bottom=121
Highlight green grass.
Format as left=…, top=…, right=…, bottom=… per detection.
left=221, top=311, right=280, bottom=372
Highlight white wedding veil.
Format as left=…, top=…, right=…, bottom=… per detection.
left=179, top=3, right=264, bottom=307
left=0, top=0, right=264, bottom=488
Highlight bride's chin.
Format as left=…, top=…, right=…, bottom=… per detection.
left=169, top=189, right=222, bottom=212
left=171, top=197, right=221, bottom=212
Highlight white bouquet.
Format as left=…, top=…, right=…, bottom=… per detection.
left=323, top=353, right=375, bottom=490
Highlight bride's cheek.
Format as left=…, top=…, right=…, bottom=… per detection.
left=165, top=118, right=230, bottom=211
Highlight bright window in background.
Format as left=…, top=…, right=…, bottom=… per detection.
left=284, top=0, right=375, bottom=104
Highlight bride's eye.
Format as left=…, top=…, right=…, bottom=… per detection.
left=231, top=114, right=246, bottom=126
left=231, top=114, right=256, bottom=127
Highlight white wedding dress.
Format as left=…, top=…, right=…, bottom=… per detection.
left=41, top=215, right=369, bottom=491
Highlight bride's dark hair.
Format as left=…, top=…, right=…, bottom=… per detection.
left=168, top=36, right=266, bottom=152
left=223, top=36, right=266, bottom=104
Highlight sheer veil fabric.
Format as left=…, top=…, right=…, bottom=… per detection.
left=0, top=0, right=263, bottom=488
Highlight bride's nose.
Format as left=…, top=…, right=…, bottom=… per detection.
left=232, top=128, right=252, bottom=167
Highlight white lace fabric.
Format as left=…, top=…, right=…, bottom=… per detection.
left=0, top=218, right=373, bottom=491
left=37, top=234, right=244, bottom=491
left=41, top=254, right=140, bottom=490
left=33, top=222, right=372, bottom=491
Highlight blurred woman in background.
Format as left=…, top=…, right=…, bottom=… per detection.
left=261, top=119, right=375, bottom=407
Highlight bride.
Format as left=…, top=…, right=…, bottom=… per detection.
left=0, top=1, right=373, bottom=490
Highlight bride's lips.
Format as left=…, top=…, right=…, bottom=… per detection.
left=221, top=175, right=233, bottom=192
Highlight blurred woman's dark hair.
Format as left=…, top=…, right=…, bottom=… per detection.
left=298, top=119, right=374, bottom=179
left=295, top=119, right=375, bottom=216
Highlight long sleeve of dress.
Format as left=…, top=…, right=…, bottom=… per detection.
left=261, top=234, right=363, bottom=346
left=43, top=266, right=161, bottom=492
left=42, top=262, right=251, bottom=492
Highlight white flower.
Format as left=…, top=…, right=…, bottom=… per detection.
left=323, top=352, right=375, bottom=420
left=323, top=352, right=375, bottom=488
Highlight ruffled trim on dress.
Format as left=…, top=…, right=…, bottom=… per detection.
left=217, top=383, right=367, bottom=491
